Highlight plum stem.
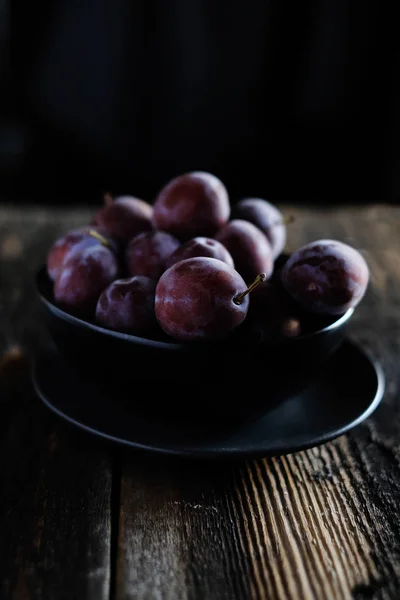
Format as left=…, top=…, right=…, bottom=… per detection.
left=104, top=192, right=114, bottom=206
left=88, top=229, right=110, bottom=248
left=233, top=273, right=267, bottom=305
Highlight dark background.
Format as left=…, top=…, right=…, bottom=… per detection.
left=1, top=0, right=399, bottom=206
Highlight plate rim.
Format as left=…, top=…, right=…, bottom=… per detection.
left=31, top=340, right=385, bottom=459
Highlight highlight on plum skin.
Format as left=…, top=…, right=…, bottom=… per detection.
left=152, top=171, right=230, bottom=241
left=154, top=257, right=264, bottom=342
left=215, top=219, right=274, bottom=283
left=95, top=275, right=159, bottom=336
left=125, top=231, right=181, bottom=281
left=281, top=239, right=369, bottom=316
left=232, top=197, right=287, bottom=259
left=46, top=226, right=117, bottom=281
left=53, top=244, right=119, bottom=318
left=165, top=236, right=234, bottom=270
left=92, top=195, right=153, bottom=244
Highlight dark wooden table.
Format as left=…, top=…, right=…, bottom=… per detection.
left=1, top=202, right=399, bottom=600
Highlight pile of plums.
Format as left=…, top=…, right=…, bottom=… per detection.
left=46, top=171, right=369, bottom=343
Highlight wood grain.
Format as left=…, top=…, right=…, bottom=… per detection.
left=0, top=203, right=400, bottom=600
left=0, top=206, right=113, bottom=600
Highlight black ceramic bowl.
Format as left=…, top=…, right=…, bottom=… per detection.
left=35, top=266, right=354, bottom=423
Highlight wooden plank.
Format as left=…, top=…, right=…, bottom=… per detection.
left=115, top=447, right=400, bottom=600
left=0, top=383, right=114, bottom=600
left=0, top=207, right=113, bottom=600
left=115, top=458, right=254, bottom=600
left=116, top=204, right=400, bottom=600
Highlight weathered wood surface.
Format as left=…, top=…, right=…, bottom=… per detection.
left=0, top=206, right=113, bottom=600
left=0, top=203, right=399, bottom=600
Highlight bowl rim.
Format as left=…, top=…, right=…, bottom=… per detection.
left=35, top=265, right=354, bottom=351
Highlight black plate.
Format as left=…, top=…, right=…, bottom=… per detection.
left=32, top=339, right=384, bottom=460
